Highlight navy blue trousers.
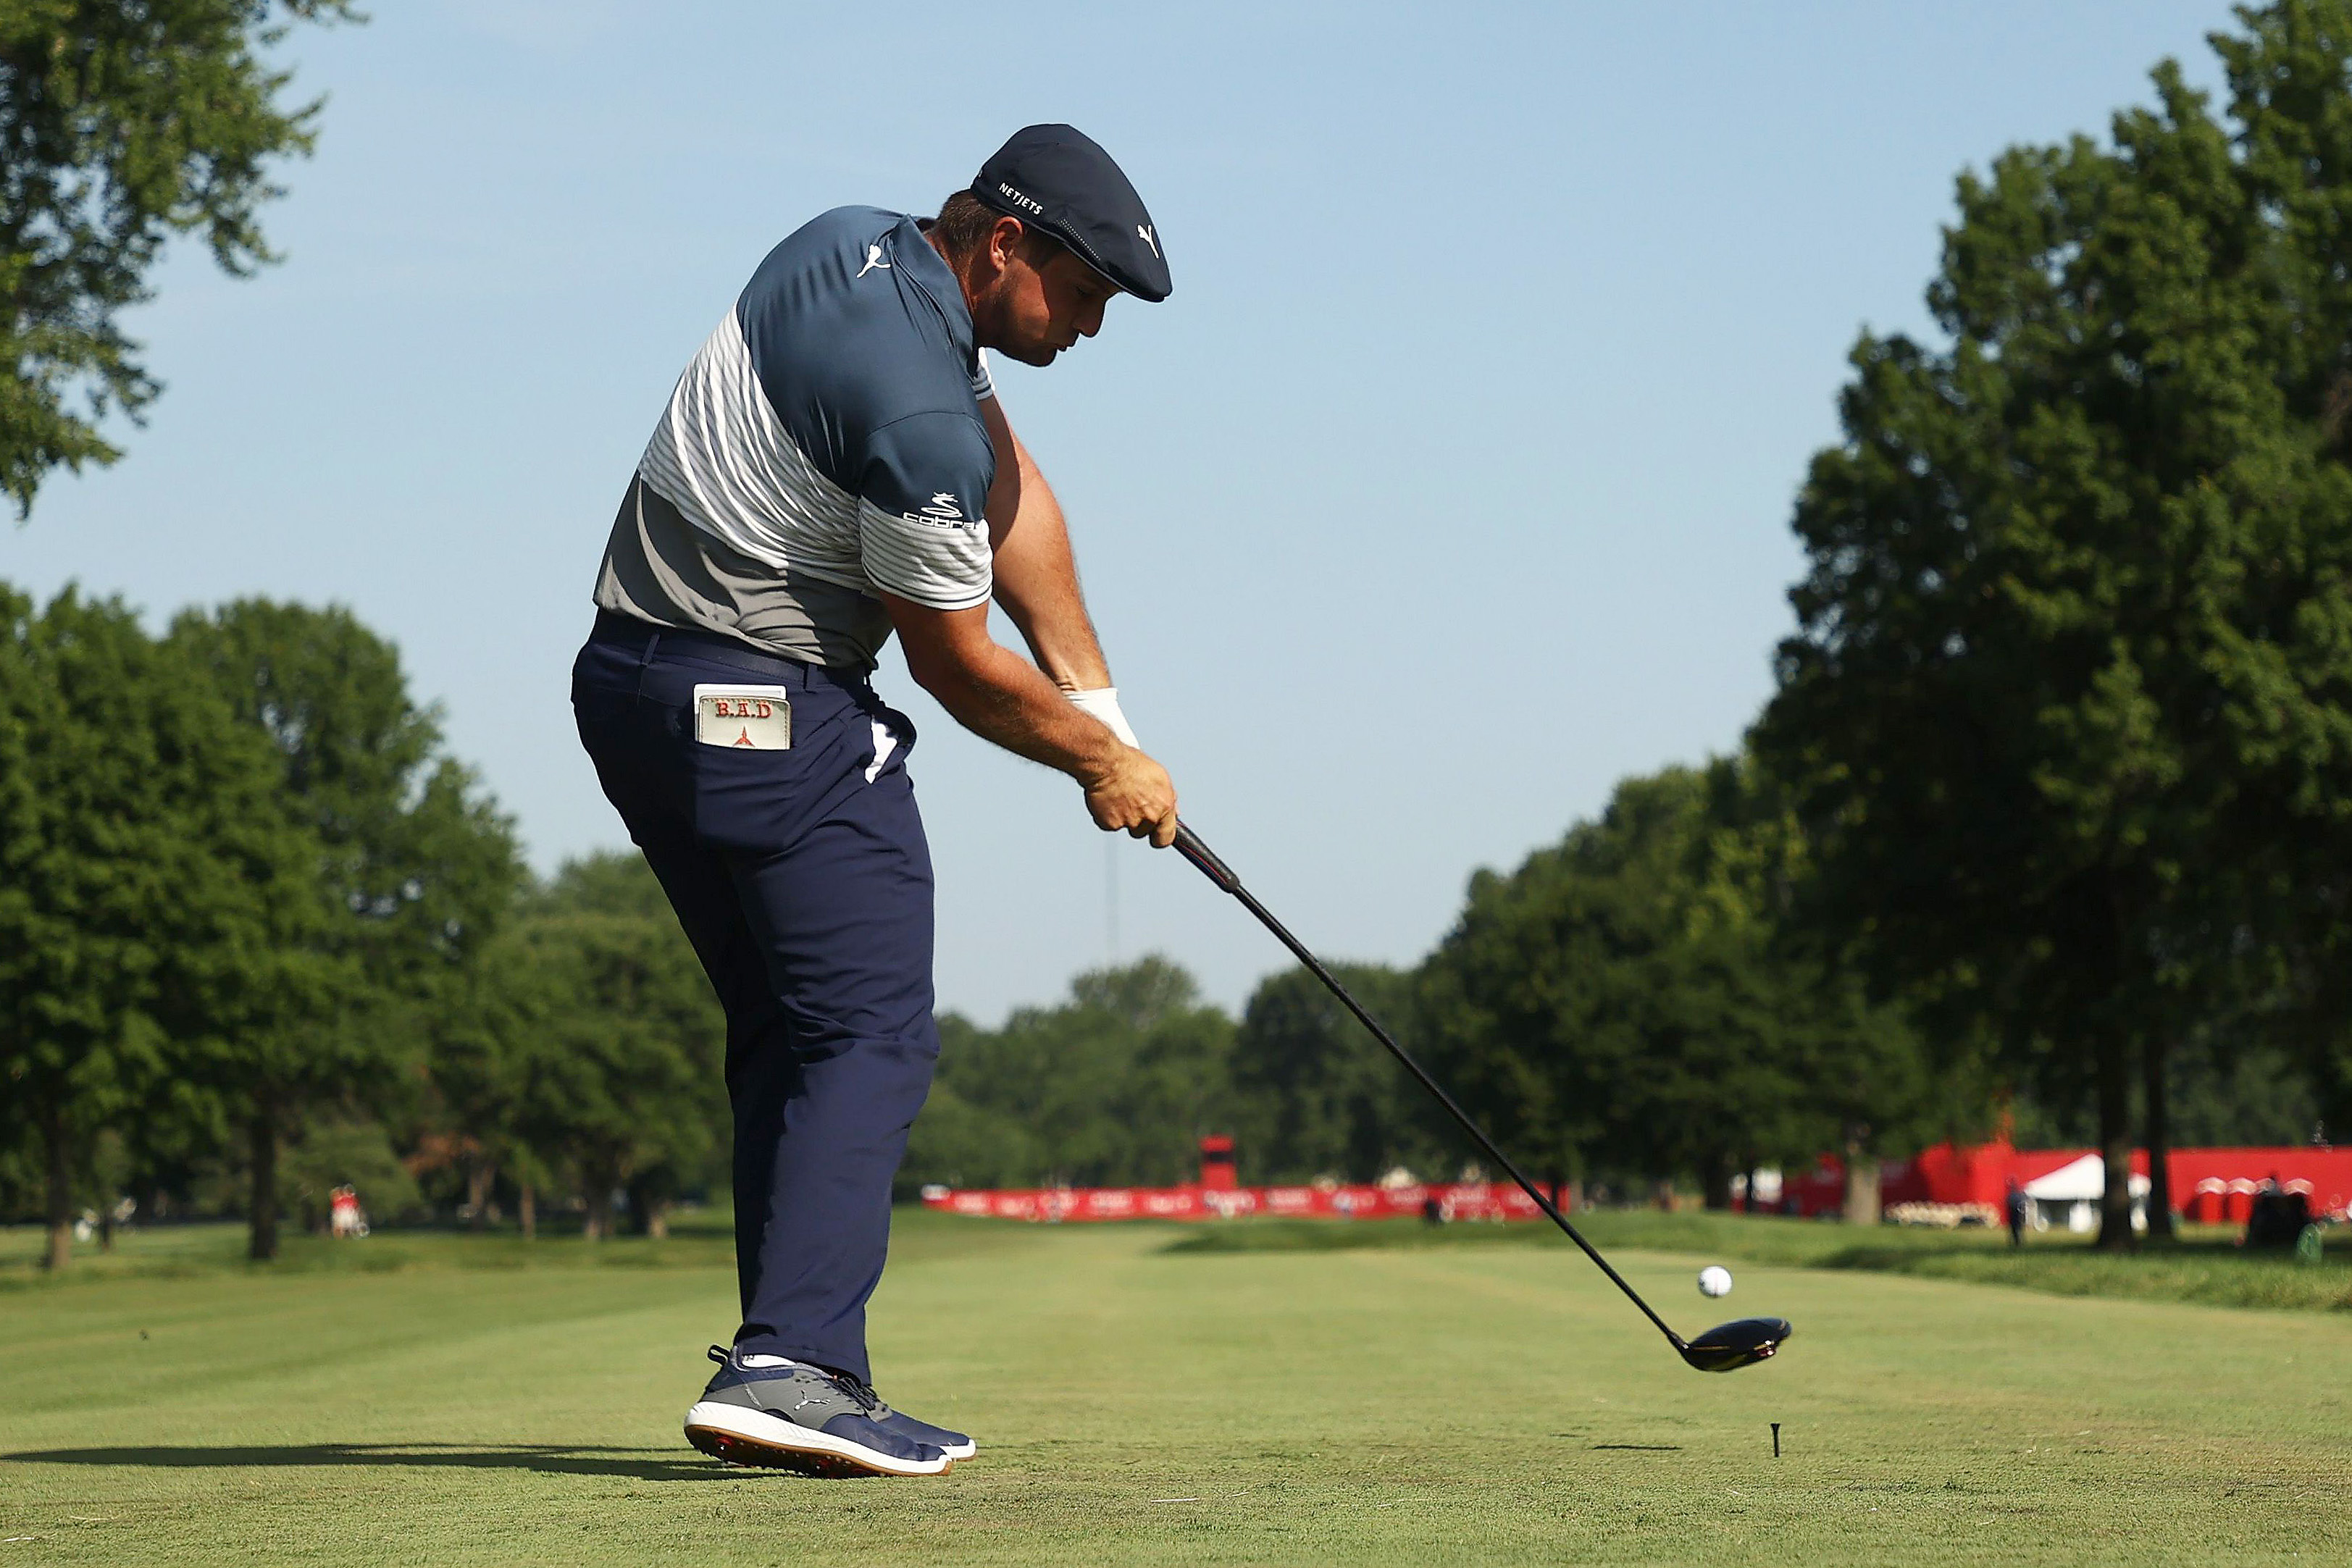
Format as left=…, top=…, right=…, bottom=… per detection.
left=571, top=618, right=937, bottom=1385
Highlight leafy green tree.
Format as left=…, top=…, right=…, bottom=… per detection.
left=0, top=1123, right=37, bottom=1220
left=906, top=958, right=1239, bottom=1190
left=1229, top=962, right=1444, bottom=1184
left=1416, top=761, right=1954, bottom=1212
left=275, top=1116, right=418, bottom=1232
left=897, top=1034, right=1045, bottom=1192
left=2206, top=1, right=2352, bottom=1191
left=427, top=852, right=695, bottom=1233
left=543, top=851, right=727, bottom=1236
left=430, top=852, right=724, bottom=1239
left=426, top=944, right=529, bottom=1229
left=169, top=600, right=519, bottom=1258
left=1755, top=1, right=2352, bottom=1246
left=0, top=1, right=360, bottom=513
left=0, top=584, right=321, bottom=1267
left=493, top=889, right=724, bottom=1240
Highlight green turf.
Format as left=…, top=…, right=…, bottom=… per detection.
left=4, top=1212, right=2348, bottom=1566
left=1169, top=1210, right=2352, bottom=1313
left=0, top=1212, right=741, bottom=1288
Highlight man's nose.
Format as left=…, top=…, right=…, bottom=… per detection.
left=1079, top=302, right=1105, bottom=338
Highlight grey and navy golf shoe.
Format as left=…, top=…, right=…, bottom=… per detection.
left=684, top=1346, right=965, bottom=1477
left=866, top=1391, right=976, bottom=1463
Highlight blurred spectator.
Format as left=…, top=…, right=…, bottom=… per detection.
left=2245, top=1177, right=2310, bottom=1249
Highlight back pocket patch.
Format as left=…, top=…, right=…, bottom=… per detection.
left=694, top=684, right=792, bottom=750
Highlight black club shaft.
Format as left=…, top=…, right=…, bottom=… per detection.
left=1170, top=823, right=1688, bottom=1351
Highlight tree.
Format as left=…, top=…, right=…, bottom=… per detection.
left=429, top=851, right=695, bottom=1233
left=493, top=888, right=724, bottom=1241
left=0, top=584, right=319, bottom=1267
left=1, top=1, right=360, bottom=514
left=1230, top=961, right=1444, bottom=1184
left=1756, top=3, right=2352, bottom=1246
left=1415, top=760, right=1956, bottom=1211
left=2207, top=0, right=2352, bottom=1192
left=430, top=852, right=726, bottom=1240
left=169, top=599, right=519, bottom=1259
left=904, top=958, right=1239, bottom=1191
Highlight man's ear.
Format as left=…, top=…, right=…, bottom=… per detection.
left=985, top=214, right=1027, bottom=274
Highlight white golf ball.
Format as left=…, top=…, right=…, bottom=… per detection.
left=1697, top=1265, right=1733, bottom=1298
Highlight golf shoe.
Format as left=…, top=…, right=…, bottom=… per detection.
left=685, top=1346, right=953, bottom=1477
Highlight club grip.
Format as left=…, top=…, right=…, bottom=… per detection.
left=1171, top=821, right=1241, bottom=893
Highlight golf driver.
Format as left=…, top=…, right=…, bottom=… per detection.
left=1171, top=823, right=1791, bottom=1373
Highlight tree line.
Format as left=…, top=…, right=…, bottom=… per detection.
left=0, top=575, right=1968, bottom=1249
left=2, top=582, right=2333, bottom=1265
left=1753, top=0, right=2352, bottom=1244
left=13, top=3, right=2352, bottom=1257
left=900, top=746, right=2320, bottom=1212
left=0, top=587, right=731, bottom=1264
left=916, top=2, right=2352, bottom=1241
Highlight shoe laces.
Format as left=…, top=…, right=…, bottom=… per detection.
left=711, top=1345, right=882, bottom=1412
left=824, top=1368, right=882, bottom=1414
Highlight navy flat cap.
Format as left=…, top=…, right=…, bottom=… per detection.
left=970, top=125, right=1171, bottom=302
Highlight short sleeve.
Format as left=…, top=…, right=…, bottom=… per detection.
left=856, top=410, right=995, bottom=609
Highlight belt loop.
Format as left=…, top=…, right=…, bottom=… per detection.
left=634, top=627, right=660, bottom=700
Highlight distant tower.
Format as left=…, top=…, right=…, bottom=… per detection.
left=1198, top=1134, right=1237, bottom=1191
left=1106, top=838, right=1121, bottom=964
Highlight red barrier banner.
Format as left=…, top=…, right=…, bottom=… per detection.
left=1775, top=1142, right=2352, bottom=1221
left=918, top=1181, right=1557, bottom=1223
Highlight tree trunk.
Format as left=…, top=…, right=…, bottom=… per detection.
left=1699, top=1152, right=1733, bottom=1212
left=248, top=1099, right=281, bottom=1262
left=624, top=1174, right=671, bottom=1239
left=519, top=1180, right=537, bottom=1241
left=41, top=1097, right=71, bottom=1272
left=1842, top=1125, right=1881, bottom=1226
left=582, top=1180, right=612, bottom=1242
left=2095, top=1026, right=2135, bottom=1252
left=2142, top=1030, right=2175, bottom=1242
left=466, top=1157, right=495, bottom=1231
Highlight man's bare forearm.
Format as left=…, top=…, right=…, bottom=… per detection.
left=908, top=631, right=1121, bottom=782
left=881, top=591, right=1178, bottom=844
left=995, top=499, right=1110, bottom=692
left=981, top=396, right=1113, bottom=691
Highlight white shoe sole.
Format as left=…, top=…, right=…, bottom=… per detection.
left=684, top=1400, right=953, bottom=1477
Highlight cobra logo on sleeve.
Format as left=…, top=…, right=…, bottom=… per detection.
left=904, top=492, right=974, bottom=530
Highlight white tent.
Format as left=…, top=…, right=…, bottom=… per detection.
left=2022, top=1155, right=2149, bottom=1232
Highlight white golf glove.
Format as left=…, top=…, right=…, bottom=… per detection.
left=1067, top=685, right=1139, bottom=748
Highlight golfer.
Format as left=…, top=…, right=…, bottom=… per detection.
left=570, top=125, right=1179, bottom=1477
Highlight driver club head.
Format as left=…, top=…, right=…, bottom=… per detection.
left=1678, top=1316, right=1794, bottom=1372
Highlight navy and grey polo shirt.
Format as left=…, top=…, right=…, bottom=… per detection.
left=595, top=206, right=997, bottom=668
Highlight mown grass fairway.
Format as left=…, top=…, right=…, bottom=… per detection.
left=1173, top=1209, right=2352, bottom=1313
left=4, top=1212, right=2348, bottom=1566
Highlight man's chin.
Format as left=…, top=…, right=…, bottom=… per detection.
left=996, top=341, right=1063, bottom=369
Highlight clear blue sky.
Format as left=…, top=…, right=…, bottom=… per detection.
left=3, top=1, right=2235, bottom=1022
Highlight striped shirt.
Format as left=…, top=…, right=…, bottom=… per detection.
left=595, top=206, right=997, bottom=667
